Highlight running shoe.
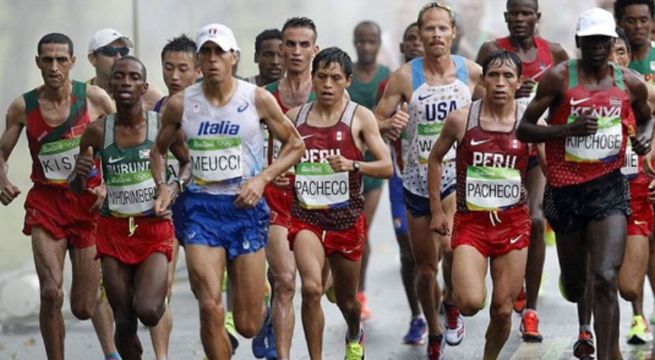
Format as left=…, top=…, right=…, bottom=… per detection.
left=513, top=285, right=526, bottom=314
left=225, top=311, right=239, bottom=354
left=519, top=309, right=543, bottom=342
left=443, top=302, right=465, bottom=346
left=573, top=329, right=595, bottom=359
left=252, top=308, right=270, bottom=358
left=627, top=315, right=654, bottom=345
left=344, top=326, right=365, bottom=360
left=265, top=318, right=278, bottom=359
left=105, top=352, right=122, bottom=360
left=403, top=317, right=427, bottom=345
left=357, top=292, right=372, bottom=320
left=427, top=334, right=446, bottom=360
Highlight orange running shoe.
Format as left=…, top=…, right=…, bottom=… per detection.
left=519, top=309, right=543, bottom=342
left=513, top=284, right=527, bottom=314
left=357, top=292, right=372, bottom=320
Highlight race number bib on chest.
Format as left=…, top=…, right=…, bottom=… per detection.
left=295, top=162, right=349, bottom=209
left=621, top=142, right=638, bottom=180
left=565, top=116, right=622, bottom=163
left=188, top=137, right=243, bottom=183
left=38, top=137, right=81, bottom=183
left=466, top=166, right=521, bottom=211
left=106, top=171, right=156, bottom=217
left=417, top=122, right=442, bottom=164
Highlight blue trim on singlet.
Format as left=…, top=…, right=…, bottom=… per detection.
left=410, top=56, right=469, bottom=91
left=153, top=96, right=168, bottom=113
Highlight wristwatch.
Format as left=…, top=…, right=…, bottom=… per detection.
left=352, top=161, right=360, bottom=173
left=176, top=178, right=185, bottom=192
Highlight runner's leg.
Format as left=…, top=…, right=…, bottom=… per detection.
left=229, top=248, right=267, bottom=338
left=330, top=253, right=363, bottom=339
left=358, top=187, right=382, bottom=294
left=451, top=246, right=488, bottom=316
left=525, top=166, right=546, bottom=311
left=149, top=241, right=179, bottom=360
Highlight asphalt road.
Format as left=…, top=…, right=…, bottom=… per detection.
left=1, top=186, right=654, bottom=359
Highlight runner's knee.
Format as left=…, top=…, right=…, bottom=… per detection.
left=454, top=292, right=484, bottom=316
left=489, top=300, right=512, bottom=324
left=594, top=268, right=618, bottom=294
left=40, top=285, right=64, bottom=310
left=135, top=301, right=164, bottom=327
left=273, top=271, right=296, bottom=300
left=416, top=264, right=437, bottom=286
left=618, top=281, right=639, bottom=302
left=199, top=299, right=225, bottom=323
left=235, top=313, right=262, bottom=338
left=300, top=280, right=323, bottom=302
left=70, top=297, right=95, bottom=320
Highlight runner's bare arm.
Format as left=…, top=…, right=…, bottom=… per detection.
left=427, top=108, right=466, bottom=235
left=374, top=66, right=411, bottom=139
left=624, top=70, right=653, bottom=155
left=0, top=97, right=26, bottom=205
left=517, top=64, right=593, bottom=142
left=467, top=61, right=485, bottom=100
left=87, top=84, right=115, bottom=120
left=69, top=119, right=104, bottom=194
left=329, top=106, right=392, bottom=178
left=151, top=92, right=184, bottom=214
left=233, top=88, right=304, bottom=208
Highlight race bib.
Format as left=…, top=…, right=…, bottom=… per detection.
left=565, top=116, right=622, bottom=163
left=188, top=137, right=243, bottom=183
left=295, top=162, right=349, bottom=209
left=417, top=122, right=441, bottom=165
left=38, top=137, right=80, bottom=183
left=466, top=166, right=521, bottom=211
left=621, top=142, right=638, bottom=180
left=106, top=171, right=156, bottom=217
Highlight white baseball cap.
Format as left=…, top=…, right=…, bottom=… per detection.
left=576, top=8, right=618, bottom=38
left=88, top=28, right=134, bottom=53
left=196, top=23, right=240, bottom=53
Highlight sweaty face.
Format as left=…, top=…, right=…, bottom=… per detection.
left=419, top=8, right=456, bottom=57
left=483, top=60, right=521, bottom=106
left=401, top=25, right=424, bottom=62
left=282, top=27, right=318, bottom=75
left=504, top=0, right=540, bottom=39
left=578, top=35, right=614, bottom=69
left=611, top=39, right=631, bottom=68
left=197, top=42, right=237, bottom=84
left=256, top=38, right=284, bottom=81
left=90, top=39, right=130, bottom=79
left=618, top=4, right=653, bottom=47
left=312, top=62, right=352, bottom=107
left=110, top=59, right=147, bottom=107
left=353, top=24, right=381, bottom=66
left=37, top=43, right=75, bottom=89
left=162, top=51, right=198, bottom=95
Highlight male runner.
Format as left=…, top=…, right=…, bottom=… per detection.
left=87, top=28, right=162, bottom=110
left=475, top=0, right=569, bottom=342
left=245, top=29, right=284, bottom=87
left=151, top=34, right=201, bottom=359
left=615, top=0, right=655, bottom=327
left=375, top=3, right=484, bottom=358
left=150, top=23, right=304, bottom=360
left=430, top=49, right=530, bottom=360
left=70, top=56, right=177, bottom=360
left=259, top=16, right=318, bottom=360
left=287, top=46, right=392, bottom=360
left=349, top=20, right=391, bottom=320
left=0, top=33, right=114, bottom=360
left=375, top=21, right=427, bottom=345
left=517, top=8, right=653, bottom=359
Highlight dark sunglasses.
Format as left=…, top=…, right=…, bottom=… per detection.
left=97, top=46, right=130, bottom=57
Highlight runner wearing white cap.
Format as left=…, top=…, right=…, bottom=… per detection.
left=87, top=28, right=161, bottom=110
left=150, top=23, right=304, bottom=359
left=517, top=7, right=653, bottom=359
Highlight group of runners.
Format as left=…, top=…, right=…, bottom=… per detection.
left=4, top=1, right=655, bottom=359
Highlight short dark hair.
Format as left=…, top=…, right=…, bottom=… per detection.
left=161, top=34, right=196, bottom=61
left=311, top=47, right=353, bottom=78
left=616, top=27, right=633, bottom=53
left=402, top=22, right=419, bottom=41
left=417, top=2, right=456, bottom=28
left=354, top=21, right=382, bottom=39
left=482, top=50, right=523, bottom=78
left=615, top=0, right=655, bottom=21
left=282, top=17, right=318, bottom=39
left=38, top=33, right=74, bottom=56
left=255, top=29, right=282, bottom=54
left=506, top=0, right=539, bottom=10
left=112, top=55, right=147, bottom=80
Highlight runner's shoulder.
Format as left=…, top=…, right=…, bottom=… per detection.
left=475, top=40, right=501, bottom=64
left=86, top=84, right=112, bottom=106
left=6, top=95, right=26, bottom=125
left=545, top=40, right=568, bottom=63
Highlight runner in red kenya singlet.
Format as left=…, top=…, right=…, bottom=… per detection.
left=517, top=8, right=653, bottom=359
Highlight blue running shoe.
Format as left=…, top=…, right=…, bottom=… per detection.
left=252, top=308, right=271, bottom=358
left=403, top=318, right=427, bottom=345
left=265, top=321, right=278, bottom=359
